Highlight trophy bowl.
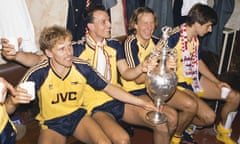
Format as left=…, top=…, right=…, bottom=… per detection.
left=145, top=65, right=177, bottom=124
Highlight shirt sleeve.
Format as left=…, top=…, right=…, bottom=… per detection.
left=75, top=63, right=108, bottom=90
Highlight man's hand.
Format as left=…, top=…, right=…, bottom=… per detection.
left=1, top=38, right=22, bottom=60
left=5, top=83, right=32, bottom=114
left=142, top=54, right=159, bottom=73
left=0, top=77, right=16, bottom=103
left=167, top=48, right=178, bottom=71
left=9, top=85, right=32, bottom=105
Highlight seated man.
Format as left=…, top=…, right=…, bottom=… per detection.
left=167, top=4, right=240, bottom=144
left=11, top=25, right=158, bottom=144
left=120, top=6, right=200, bottom=144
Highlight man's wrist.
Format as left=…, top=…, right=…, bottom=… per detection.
left=14, top=51, right=21, bottom=61
left=6, top=96, right=17, bottom=107
left=138, top=64, right=144, bottom=74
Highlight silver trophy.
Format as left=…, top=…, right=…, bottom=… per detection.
left=145, top=26, right=178, bottom=124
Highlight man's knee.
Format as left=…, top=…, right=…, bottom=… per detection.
left=163, top=106, right=178, bottom=130
left=154, top=123, right=169, bottom=133
left=202, top=110, right=216, bottom=125
left=226, top=90, right=240, bottom=105
left=111, top=133, right=130, bottom=144
left=182, top=98, right=198, bottom=113
left=95, top=138, right=112, bottom=144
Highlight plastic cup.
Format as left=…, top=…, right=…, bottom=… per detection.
left=19, top=81, right=35, bottom=100
left=7, top=37, right=18, bottom=53
left=221, top=87, right=230, bottom=99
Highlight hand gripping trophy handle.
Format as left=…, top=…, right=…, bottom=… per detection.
left=145, top=26, right=178, bottom=124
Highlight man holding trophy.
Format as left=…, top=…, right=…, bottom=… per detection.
left=121, top=6, right=204, bottom=144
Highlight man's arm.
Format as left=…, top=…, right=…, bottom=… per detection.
left=14, top=52, right=46, bottom=67
left=117, top=59, right=144, bottom=81
left=198, top=60, right=220, bottom=84
left=1, top=38, right=46, bottom=67
left=103, top=83, right=158, bottom=111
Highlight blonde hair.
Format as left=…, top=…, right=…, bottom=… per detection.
left=128, top=7, right=157, bottom=34
left=39, top=25, right=72, bottom=53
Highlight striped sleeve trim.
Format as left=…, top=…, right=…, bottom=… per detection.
left=21, top=59, right=48, bottom=82
left=124, top=35, right=136, bottom=68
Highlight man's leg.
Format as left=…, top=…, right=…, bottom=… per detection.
left=92, top=112, right=130, bottom=144
left=123, top=95, right=178, bottom=144
left=38, top=129, right=66, bottom=144
left=200, top=76, right=240, bottom=144
left=73, top=115, right=111, bottom=144
left=183, top=88, right=216, bottom=126
left=167, top=90, right=198, bottom=144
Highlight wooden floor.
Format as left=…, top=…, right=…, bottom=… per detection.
left=193, top=107, right=240, bottom=144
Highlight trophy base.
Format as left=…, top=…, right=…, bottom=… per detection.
left=146, top=111, right=167, bottom=125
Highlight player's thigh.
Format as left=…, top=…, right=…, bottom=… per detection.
left=200, top=76, right=221, bottom=99
left=73, top=116, right=110, bottom=143
left=182, top=88, right=216, bottom=120
left=167, top=89, right=197, bottom=111
left=92, top=111, right=129, bottom=141
left=122, top=95, right=152, bottom=125
left=38, top=129, right=66, bottom=144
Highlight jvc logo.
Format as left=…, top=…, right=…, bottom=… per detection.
left=52, top=92, right=77, bottom=104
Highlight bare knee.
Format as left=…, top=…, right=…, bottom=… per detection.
left=95, top=138, right=112, bottom=144
left=226, top=90, right=240, bottom=106
left=201, top=110, right=216, bottom=125
left=111, top=132, right=130, bottom=144
left=154, top=123, right=169, bottom=133
left=182, top=98, right=198, bottom=114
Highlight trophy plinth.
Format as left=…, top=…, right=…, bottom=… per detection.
left=146, top=111, right=167, bottom=124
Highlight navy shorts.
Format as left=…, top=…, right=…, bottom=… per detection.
left=130, top=88, right=147, bottom=96
left=43, top=108, right=86, bottom=136
left=92, top=100, right=125, bottom=121
left=178, top=73, right=202, bottom=91
left=0, top=121, right=16, bottom=144
left=178, top=82, right=194, bottom=91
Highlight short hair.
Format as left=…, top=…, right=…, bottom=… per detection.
left=39, top=25, right=72, bottom=53
left=128, top=7, right=157, bottom=34
left=83, top=4, right=106, bottom=27
left=186, top=3, right=217, bottom=26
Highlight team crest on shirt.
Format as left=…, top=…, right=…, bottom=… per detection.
left=48, top=84, right=53, bottom=90
left=71, top=81, right=79, bottom=85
